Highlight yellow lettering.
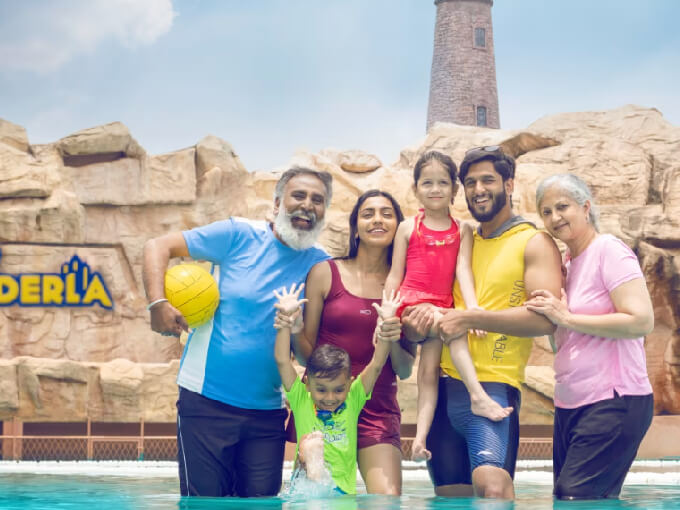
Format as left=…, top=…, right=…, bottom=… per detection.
left=42, top=275, right=64, bottom=305
left=65, top=273, right=80, bottom=304
left=20, top=275, right=41, bottom=304
left=82, top=275, right=112, bottom=309
left=0, top=275, right=19, bottom=304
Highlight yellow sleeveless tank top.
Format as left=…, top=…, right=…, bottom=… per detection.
left=441, top=222, right=538, bottom=390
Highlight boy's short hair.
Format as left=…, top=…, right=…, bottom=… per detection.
left=307, top=344, right=351, bottom=380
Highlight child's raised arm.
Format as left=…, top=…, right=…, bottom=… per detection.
left=273, top=283, right=308, bottom=391
left=384, top=219, right=413, bottom=295
left=359, top=290, right=403, bottom=395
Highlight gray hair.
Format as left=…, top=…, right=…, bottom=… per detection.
left=274, top=166, right=333, bottom=207
left=535, top=173, right=600, bottom=232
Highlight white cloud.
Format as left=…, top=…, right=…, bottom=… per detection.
left=0, top=0, right=175, bottom=73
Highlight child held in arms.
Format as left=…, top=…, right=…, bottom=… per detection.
left=273, top=284, right=402, bottom=495
left=384, top=150, right=512, bottom=461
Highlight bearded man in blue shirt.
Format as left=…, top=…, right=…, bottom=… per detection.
left=142, top=167, right=332, bottom=497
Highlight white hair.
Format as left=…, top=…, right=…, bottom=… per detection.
left=535, top=173, right=600, bottom=232
left=273, top=208, right=325, bottom=250
left=273, top=166, right=332, bottom=207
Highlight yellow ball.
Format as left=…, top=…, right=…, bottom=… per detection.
left=164, top=264, right=220, bottom=328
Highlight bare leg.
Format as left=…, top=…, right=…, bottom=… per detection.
left=447, top=336, right=512, bottom=422
left=358, top=443, right=402, bottom=495
left=430, top=309, right=511, bottom=420
left=434, top=484, right=474, bottom=497
left=472, top=465, right=515, bottom=499
left=412, top=339, right=442, bottom=462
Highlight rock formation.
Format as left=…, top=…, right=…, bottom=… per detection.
left=0, top=105, right=678, bottom=425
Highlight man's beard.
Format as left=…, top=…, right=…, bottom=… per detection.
left=274, top=208, right=325, bottom=250
left=468, top=189, right=508, bottom=222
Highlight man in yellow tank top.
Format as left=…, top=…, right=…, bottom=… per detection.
left=402, top=147, right=562, bottom=500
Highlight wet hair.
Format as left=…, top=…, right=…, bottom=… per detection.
left=459, top=147, right=516, bottom=183
left=535, top=173, right=600, bottom=232
left=344, top=189, right=404, bottom=261
left=273, top=166, right=333, bottom=207
left=307, top=344, right=351, bottom=380
left=413, top=151, right=458, bottom=186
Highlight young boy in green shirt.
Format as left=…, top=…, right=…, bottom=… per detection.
left=273, top=284, right=402, bottom=495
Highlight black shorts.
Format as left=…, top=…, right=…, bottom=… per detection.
left=553, top=392, right=653, bottom=500
left=426, top=377, right=521, bottom=486
left=176, top=387, right=287, bottom=497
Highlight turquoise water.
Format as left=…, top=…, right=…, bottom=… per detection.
left=1, top=463, right=679, bottom=510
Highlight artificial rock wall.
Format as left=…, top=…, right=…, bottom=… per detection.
left=0, top=104, right=678, bottom=425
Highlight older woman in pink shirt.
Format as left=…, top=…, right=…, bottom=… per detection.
left=526, top=173, right=654, bottom=500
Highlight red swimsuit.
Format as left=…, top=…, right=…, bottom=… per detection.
left=397, top=211, right=461, bottom=316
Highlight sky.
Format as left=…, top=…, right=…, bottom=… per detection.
left=1, top=0, right=679, bottom=171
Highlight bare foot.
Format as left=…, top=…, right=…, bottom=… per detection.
left=470, top=394, right=513, bottom=422
left=411, top=437, right=432, bottom=462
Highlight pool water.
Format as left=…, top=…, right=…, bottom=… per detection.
left=0, top=462, right=679, bottom=510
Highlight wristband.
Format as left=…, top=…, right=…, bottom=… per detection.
left=146, top=298, right=169, bottom=311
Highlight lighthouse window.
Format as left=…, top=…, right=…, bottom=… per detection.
left=474, top=27, right=486, bottom=48
left=476, top=106, right=487, bottom=127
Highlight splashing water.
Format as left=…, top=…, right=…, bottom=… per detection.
left=284, top=463, right=336, bottom=499
left=284, top=430, right=339, bottom=499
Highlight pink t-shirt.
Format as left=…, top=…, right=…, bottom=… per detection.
left=553, top=234, right=653, bottom=409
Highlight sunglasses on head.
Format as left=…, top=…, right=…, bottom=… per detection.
left=465, top=145, right=501, bottom=155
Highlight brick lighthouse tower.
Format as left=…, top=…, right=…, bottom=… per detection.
left=426, top=0, right=500, bottom=130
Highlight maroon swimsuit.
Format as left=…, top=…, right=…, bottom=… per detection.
left=288, top=259, right=401, bottom=450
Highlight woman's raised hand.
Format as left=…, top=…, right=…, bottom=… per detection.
left=273, top=283, right=308, bottom=330
left=526, top=288, right=570, bottom=326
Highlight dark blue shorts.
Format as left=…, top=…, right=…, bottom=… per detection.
left=426, top=377, right=521, bottom=486
left=176, top=387, right=287, bottom=497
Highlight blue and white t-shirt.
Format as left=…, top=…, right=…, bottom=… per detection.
left=177, top=217, right=329, bottom=410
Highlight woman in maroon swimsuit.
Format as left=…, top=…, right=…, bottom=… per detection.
left=292, top=189, right=416, bottom=495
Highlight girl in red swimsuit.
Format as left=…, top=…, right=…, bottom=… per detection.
left=384, top=151, right=512, bottom=462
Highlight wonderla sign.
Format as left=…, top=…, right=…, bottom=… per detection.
left=0, top=253, right=113, bottom=309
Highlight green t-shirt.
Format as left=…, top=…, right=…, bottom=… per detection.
left=285, top=375, right=370, bottom=494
